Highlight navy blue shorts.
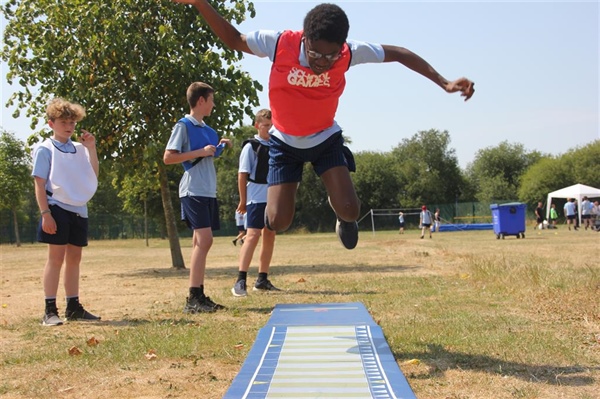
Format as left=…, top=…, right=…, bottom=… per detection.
left=37, top=205, right=88, bottom=247
left=246, top=202, right=267, bottom=230
left=268, top=132, right=353, bottom=186
left=180, top=196, right=220, bottom=230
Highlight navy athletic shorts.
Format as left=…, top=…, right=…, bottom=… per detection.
left=268, top=132, right=353, bottom=186
left=37, top=205, right=88, bottom=247
left=246, top=202, right=267, bottom=230
left=180, top=195, right=220, bottom=230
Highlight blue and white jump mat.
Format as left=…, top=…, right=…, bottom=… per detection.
left=223, top=302, right=417, bottom=399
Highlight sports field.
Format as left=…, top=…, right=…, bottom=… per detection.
left=1, top=228, right=598, bottom=398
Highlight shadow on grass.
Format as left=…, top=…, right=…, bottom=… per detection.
left=397, top=343, right=597, bottom=387
left=108, top=264, right=422, bottom=279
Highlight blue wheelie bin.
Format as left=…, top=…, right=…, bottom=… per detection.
left=490, top=202, right=526, bottom=239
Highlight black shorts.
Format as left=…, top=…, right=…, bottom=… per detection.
left=268, top=132, right=353, bottom=185
left=422, top=223, right=431, bottom=228
left=37, top=205, right=88, bottom=247
left=180, top=196, right=220, bottom=230
left=246, top=202, right=267, bottom=230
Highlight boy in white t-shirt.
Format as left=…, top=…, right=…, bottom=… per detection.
left=32, top=98, right=100, bottom=326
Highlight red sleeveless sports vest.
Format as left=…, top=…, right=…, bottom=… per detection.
left=269, top=30, right=351, bottom=136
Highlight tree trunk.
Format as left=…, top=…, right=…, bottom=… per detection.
left=144, top=197, right=149, bottom=247
left=157, top=162, right=185, bottom=269
left=12, top=207, right=21, bottom=247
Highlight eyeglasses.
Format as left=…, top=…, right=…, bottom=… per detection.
left=306, top=49, right=342, bottom=61
left=304, top=39, right=342, bottom=61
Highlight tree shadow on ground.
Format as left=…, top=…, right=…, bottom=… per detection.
left=397, top=343, right=597, bottom=387
left=109, top=264, right=422, bottom=279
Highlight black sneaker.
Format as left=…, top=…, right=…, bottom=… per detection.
left=232, top=239, right=237, bottom=246
left=65, top=304, right=101, bottom=321
left=183, top=296, right=216, bottom=314
left=42, top=310, right=64, bottom=326
left=231, top=280, right=248, bottom=297
left=335, top=218, right=358, bottom=249
left=203, top=296, right=226, bottom=310
left=253, top=279, right=281, bottom=292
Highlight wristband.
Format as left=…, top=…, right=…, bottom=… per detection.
left=41, top=209, right=51, bottom=215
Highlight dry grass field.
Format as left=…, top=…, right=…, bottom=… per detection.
left=1, top=227, right=599, bottom=399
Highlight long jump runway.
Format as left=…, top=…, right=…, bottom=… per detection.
left=223, top=302, right=417, bottom=399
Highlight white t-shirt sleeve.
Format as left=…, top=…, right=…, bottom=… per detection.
left=347, top=39, right=385, bottom=66
left=245, top=30, right=384, bottom=65
left=246, top=30, right=281, bottom=60
left=165, top=122, right=187, bottom=153
left=31, top=145, right=51, bottom=179
left=238, top=143, right=255, bottom=174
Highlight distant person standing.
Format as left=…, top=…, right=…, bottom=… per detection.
left=549, top=203, right=559, bottom=229
left=232, top=210, right=246, bottom=246
left=32, top=98, right=101, bottom=326
left=434, top=208, right=441, bottom=232
left=419, top=205, right=433, bottom=239
left=563, top=198, right=578, bottom=231
left=398, top=212, right=405, bottom=234
left=534, top=201, right=544, bottom=229
left=581, top=196, right=593, bottom=230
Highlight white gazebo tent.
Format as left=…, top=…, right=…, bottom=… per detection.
left=546, top=183, right=600, bottom=226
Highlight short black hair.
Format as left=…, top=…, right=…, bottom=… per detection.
left=303, top=3, right=349, bottom=45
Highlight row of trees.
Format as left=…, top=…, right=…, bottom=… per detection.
left=2, top=126, right=598, bottom=241
left=2, top=0, right=599, bottom=268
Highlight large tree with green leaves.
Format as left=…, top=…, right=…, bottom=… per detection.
left=390, top=129, right=464, bottom=206
left=0, top=130, right=31, bottom=246
left=2, top=0, right=260, bottom=267
left=518, top=140, right=600, bottom=205
left=466, top=141, right=544, bottom=203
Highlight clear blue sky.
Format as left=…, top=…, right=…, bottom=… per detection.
left=1, top=1, right=598, bottom=168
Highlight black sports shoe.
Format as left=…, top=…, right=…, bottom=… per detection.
left=335, top=218, right=359, bottom=249
left=253, top=279, right=281, bottom=292
left=65, top=304, right=101, bottom=321
left=203, top=296, right=226, bottom=310
left=183, top=296, right=215, bottom=313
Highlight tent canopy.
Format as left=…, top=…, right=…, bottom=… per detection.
left=546, top=183, right=600, bottom=224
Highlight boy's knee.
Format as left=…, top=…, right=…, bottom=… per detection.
left=335, top=202, right=360, bottom=222
left=266, top=213, right=291, bottom=233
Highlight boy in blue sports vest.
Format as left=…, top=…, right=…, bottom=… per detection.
left=163, top=82, right=231, bottom=313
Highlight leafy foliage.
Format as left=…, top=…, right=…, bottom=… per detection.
left=2, top=0, right=261, bottom=265
left=0, top=129, right=31, bottom=212
left=518, top=140, right=600, bottom=205
left=390, top=129, right=464, bottom=206
left=466, top=141, right=544, bottom=203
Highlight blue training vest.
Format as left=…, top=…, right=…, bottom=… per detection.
left=179, top=118, right=219, bottom=172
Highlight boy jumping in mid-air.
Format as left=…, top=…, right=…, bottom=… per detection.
left=172, top=0, right=475, bottom=250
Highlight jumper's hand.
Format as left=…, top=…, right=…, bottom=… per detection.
left=445, top=78, right=475, bottom=101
